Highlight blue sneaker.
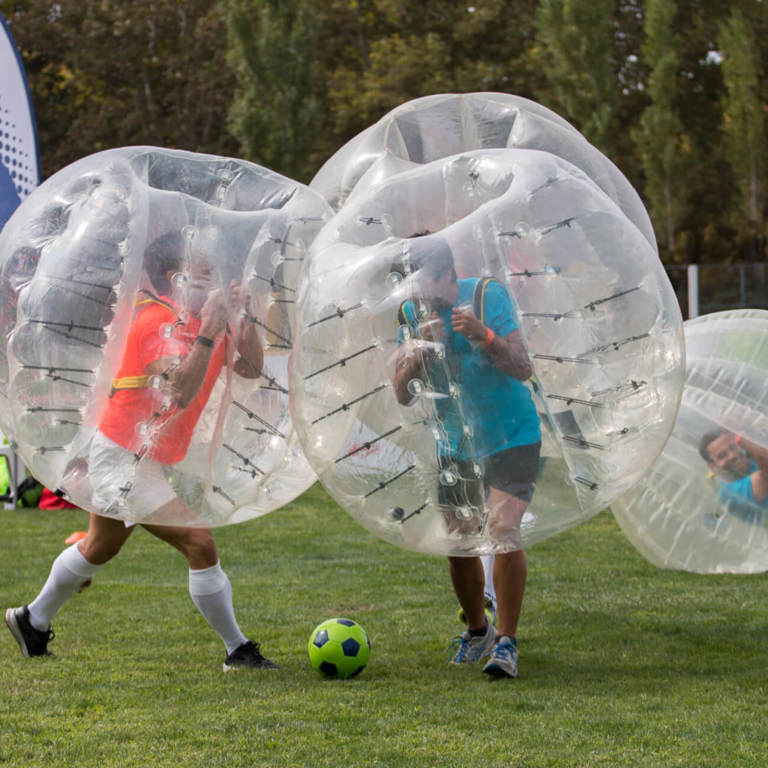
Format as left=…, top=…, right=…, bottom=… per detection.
left=447, top=620, right=496, bottom=664
left=483, top=635, right=518, bottom=678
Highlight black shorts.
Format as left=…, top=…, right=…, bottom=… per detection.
left=437, top=442, right=541, bottom=509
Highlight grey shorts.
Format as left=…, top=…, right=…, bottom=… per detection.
left=437, top=442, right=541, bottom=509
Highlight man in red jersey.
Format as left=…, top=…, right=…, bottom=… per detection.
left=6, top=231, right=276, bottom=671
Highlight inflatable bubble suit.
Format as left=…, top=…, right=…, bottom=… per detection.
left=292, top=106, right=685, bottom=556
left=614, top=310, right=768, bottom=573
left=0, top=147, right=332, bottom=526
left=310, top=92, right=656, bottom=252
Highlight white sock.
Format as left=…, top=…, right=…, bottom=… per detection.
left=188, top=562, right=247, bottom=654
left=28, top=543, right=101, bottom=631
left=481, top=555, right=497, bottom=608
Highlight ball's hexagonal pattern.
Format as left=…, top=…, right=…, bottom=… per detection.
left=307, top=618, right=371, bottom=679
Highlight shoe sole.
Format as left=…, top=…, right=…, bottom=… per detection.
left=5, top=608, right=32, bottom=658
left=222, top=661, right=279, bottom=672
left=482, top=661, right=518, bottom=679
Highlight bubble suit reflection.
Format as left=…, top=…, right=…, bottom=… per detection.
left=613, top=310, right=768, bottom=573
left=0, top=147, right=332, bottom=525
left=292, top=146, right=684, bottom=556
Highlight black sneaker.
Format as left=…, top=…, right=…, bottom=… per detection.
left=223, top=640, right=278, bottom=672
left=5, top=606, right=55, bottom=657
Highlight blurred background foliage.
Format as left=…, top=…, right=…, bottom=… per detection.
left=1, top=0, right=767, bottom=266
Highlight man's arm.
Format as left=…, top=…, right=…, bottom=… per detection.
left=738, top=435, right=768, bottom=503
left=451, top=307, right=532, bottom=380
left=393, top=345, right=426, bottom=405
left=393, top=311, right=445, bottom=404
left=230, top=282, right=264, bottom=379
left=146, top=288, right=228, bottom=409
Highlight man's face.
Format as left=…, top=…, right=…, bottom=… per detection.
left=171, top=259, right=216, bottom=315
left=416, top=268, right=457, bottom=311
left=706, top=433, right=751, bottom=479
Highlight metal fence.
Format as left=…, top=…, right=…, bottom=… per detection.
left=665, top=263, right=768, bottom=319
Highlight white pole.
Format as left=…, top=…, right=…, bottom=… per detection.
left=687, top=264, right=699, bottom=319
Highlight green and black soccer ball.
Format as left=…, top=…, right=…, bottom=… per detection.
left=308, top=618, right=371, bottom=678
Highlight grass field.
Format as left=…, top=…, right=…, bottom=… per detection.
left=1, top=482, right=767, bottom=767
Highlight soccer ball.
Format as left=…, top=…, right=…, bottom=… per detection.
left=308, top=618, right=371, bottom=678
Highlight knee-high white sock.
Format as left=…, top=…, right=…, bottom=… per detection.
left=481, top=555, right=497, bottom=607
left=188, top=562, right=247, bottom=654
left=28, top=543, right=101, bottom=631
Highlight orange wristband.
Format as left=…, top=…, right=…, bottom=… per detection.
left=733, top=434, right=742, bottom=446
left=481, top=327, right=495, bottom=348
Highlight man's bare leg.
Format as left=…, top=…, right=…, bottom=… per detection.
left=448, top=556, right=486, bottom=631
left=7, top=513, right=132, bottom=655
left=141, top=498, right=271, bottom=666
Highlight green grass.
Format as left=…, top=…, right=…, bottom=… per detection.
left=1, top=483, right=767, bottom=767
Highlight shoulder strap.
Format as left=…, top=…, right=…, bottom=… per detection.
left=398, top=300, right=420, bottom=327
left=136, top=289, right=179, bottom=318
left=472, top=277, right=500, bottom=325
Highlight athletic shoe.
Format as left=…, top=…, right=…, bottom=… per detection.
left=447, top=620, right=497, bottom=664
left=457, top=596, right=497, bottom=628
left=5, top=606, right=55, bottom=657
left=223, top=640, right=278, bottom=672
left=483, top=635, right=519, bottom=678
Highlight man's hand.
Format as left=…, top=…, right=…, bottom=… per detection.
left=421, top=312, right=446, bottom=343
left=198, top=288, right=228, bottom=339
left=451, top=306, right=486, bottom=341
left=229, top=279, right=248, bottom=317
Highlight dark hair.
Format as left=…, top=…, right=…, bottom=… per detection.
left=391, top=232, right=456, bottom=282
left=144, top=231, right=184, bottom=295
left=698, top=429, right=729, bottom=462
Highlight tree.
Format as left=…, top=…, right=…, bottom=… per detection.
left=632, top=0, right=693, bottom=259
left=533, top=0, right=621, bottom=155
left=719, top=6, right=766, bottom=253
left=312, top=0, right=540, bottom=174
left=223, top=0, right=321, bottom=182
left=0, top=0, right=238, bottom=177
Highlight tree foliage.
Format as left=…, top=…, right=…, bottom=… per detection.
left=533, top=0, right=620, bottom=155
left=0, top=0, right=238, bottom=177
left=719, top=7, right=765, bottom=244
left=1, top=0, right=767, bottom=263
left=223, top=0, right=321, bottom=181
left=633, top=0, right=693, bottom=258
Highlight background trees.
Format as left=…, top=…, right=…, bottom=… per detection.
left=1, top=0, right=766, bottom=264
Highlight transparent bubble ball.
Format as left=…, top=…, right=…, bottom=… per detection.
left=310, top=92, right=655, bottom=251
left=614, top=310, right=768, bottom=573
left=0, top=146, right=332, bottom=526
left=292, top=137, right=684, bottom=557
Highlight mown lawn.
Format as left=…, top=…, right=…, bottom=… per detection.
left=1, top=483, right=766, bottom=767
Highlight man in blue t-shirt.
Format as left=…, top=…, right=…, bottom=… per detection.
left=699, top=429, right=768, bottom=523
left=393, top=235, right=541, bottom=679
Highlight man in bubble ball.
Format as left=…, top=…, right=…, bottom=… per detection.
left=699, top=429, right=768, bottom=521
left=5, top=231, right=277, bottom=671
left=393, top=234, right=541, bottom=679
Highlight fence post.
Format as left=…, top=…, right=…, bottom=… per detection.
left=687, top=264, right=699, bottom=319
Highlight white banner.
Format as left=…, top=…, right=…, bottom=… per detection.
left=0, top=11, right=40, bottom=228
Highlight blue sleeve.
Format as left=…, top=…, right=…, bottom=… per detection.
left=483, top=281, right=518, bottom=337
left=719, top=475, right=756, bottom=505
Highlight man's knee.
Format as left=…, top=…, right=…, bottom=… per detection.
left=448, top=555, right=482, bottom=574
left=182, top=530, right=218, bottom=566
